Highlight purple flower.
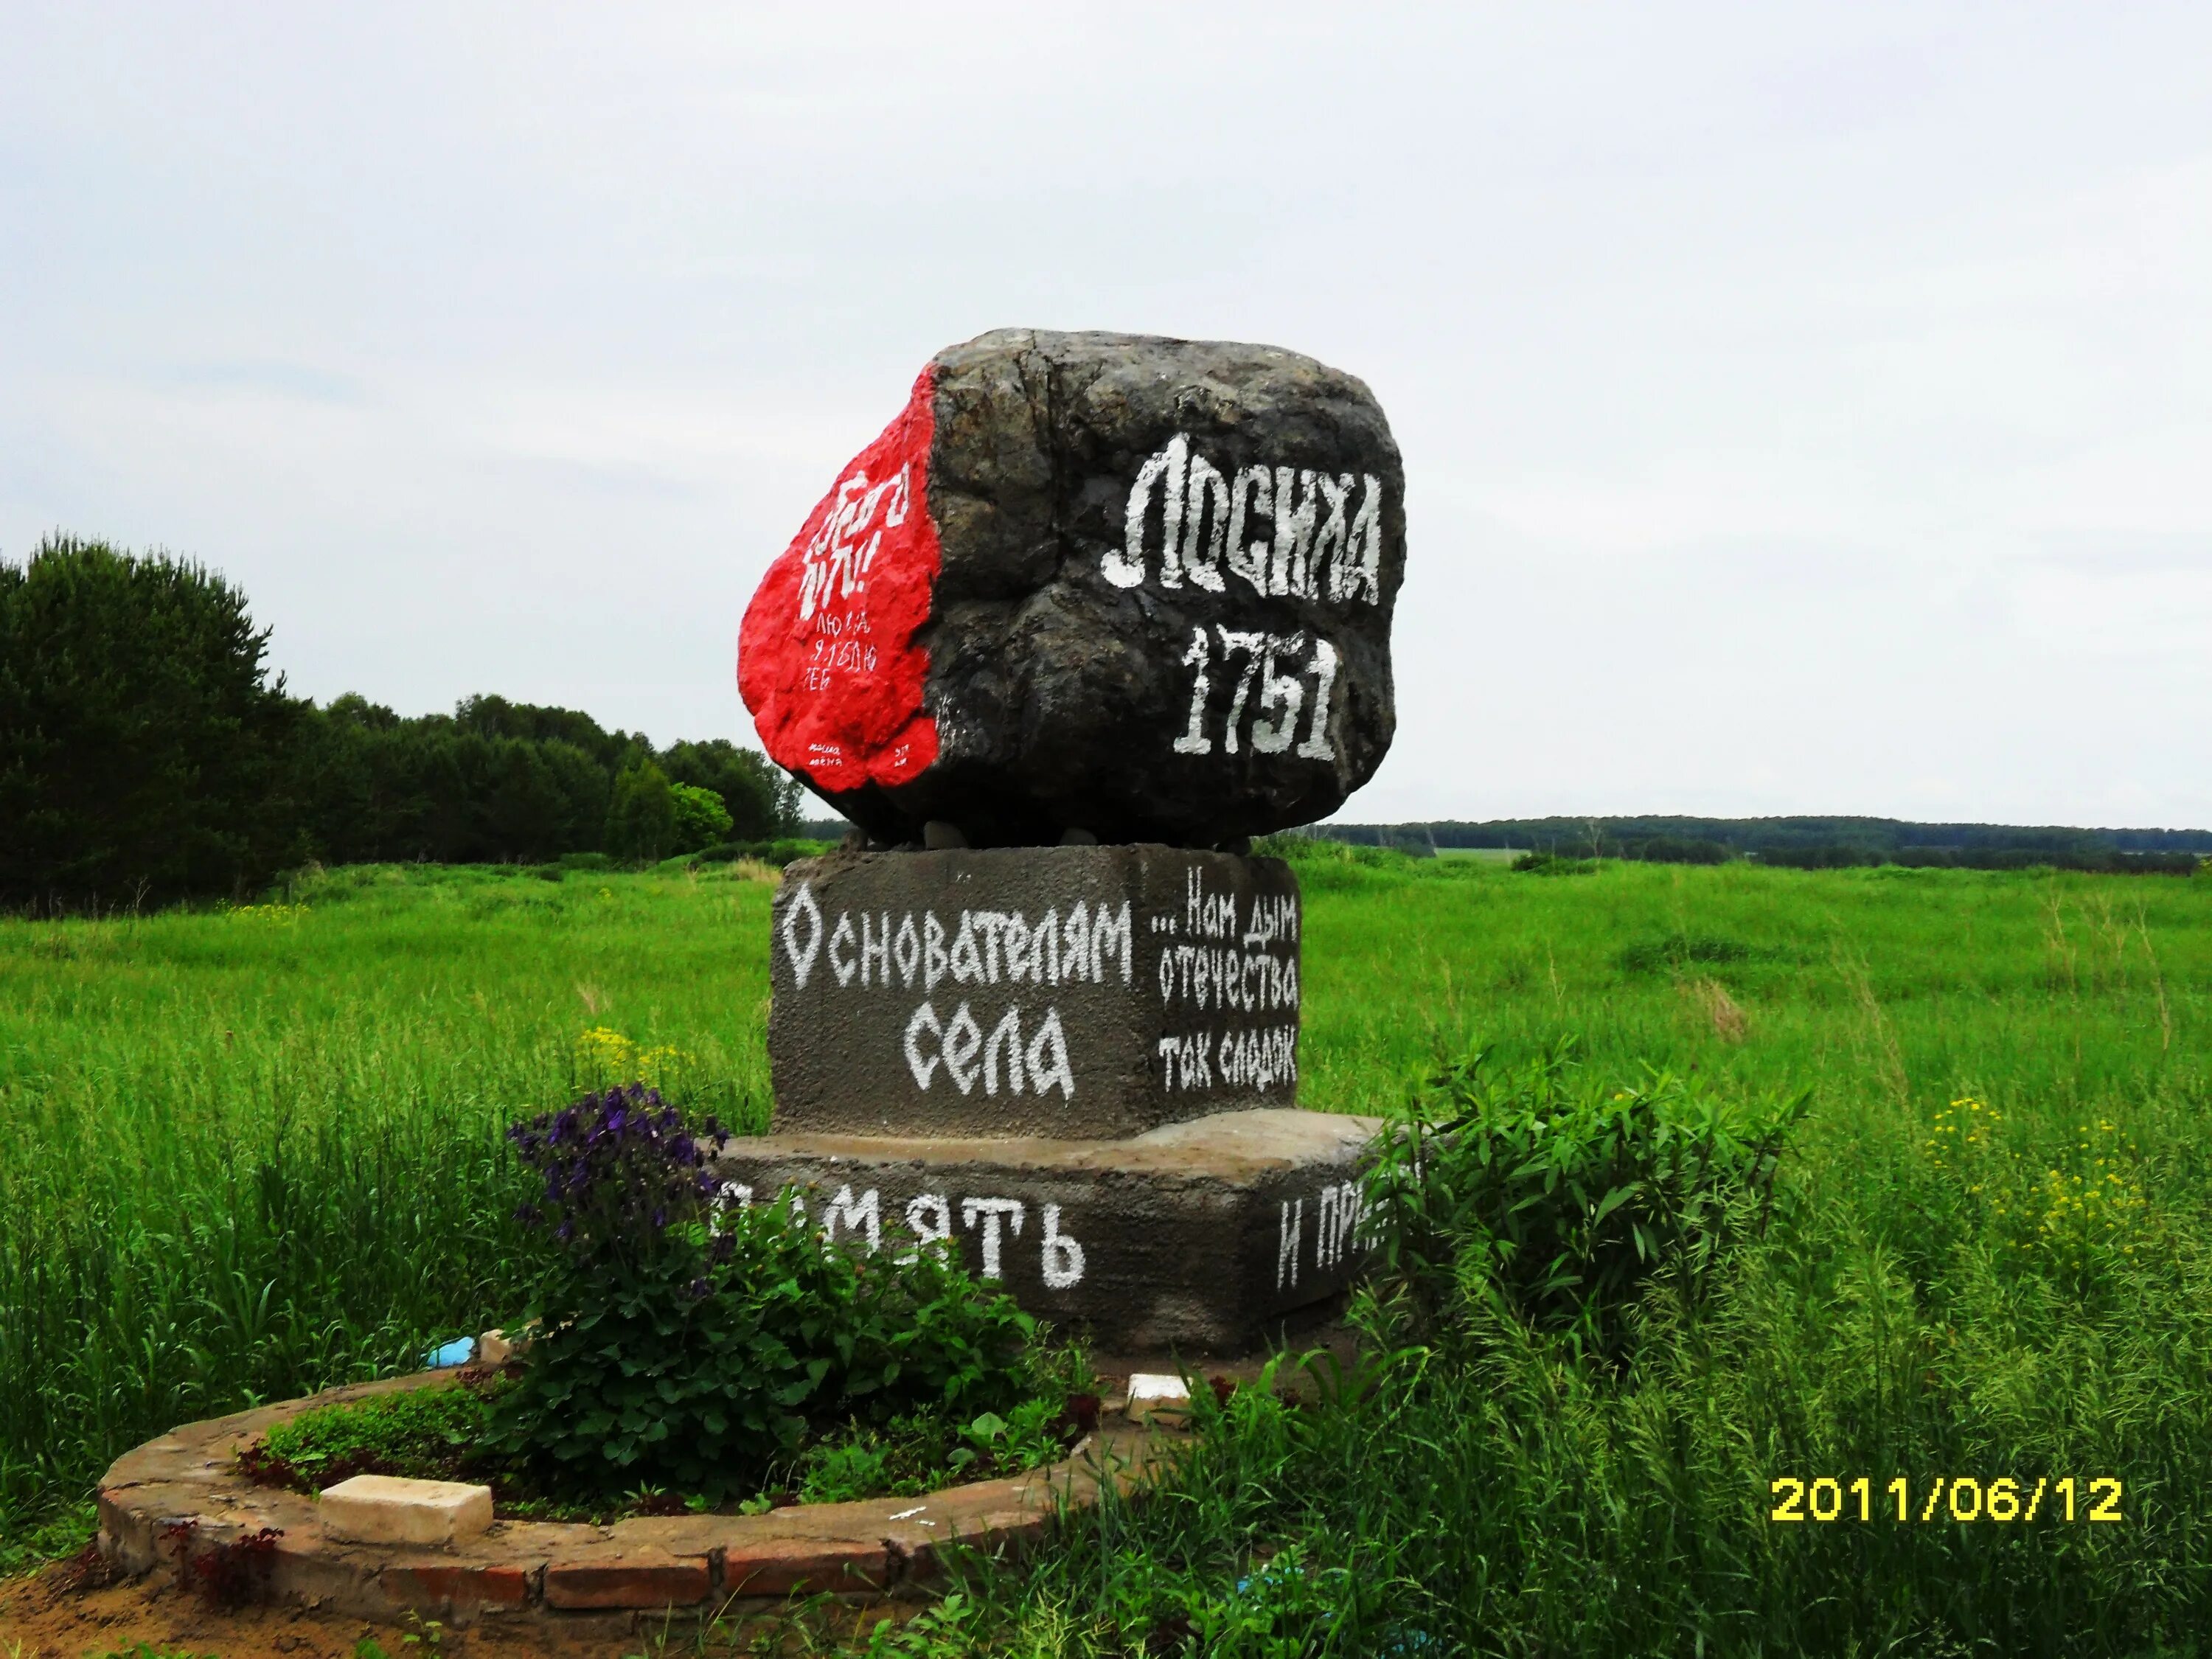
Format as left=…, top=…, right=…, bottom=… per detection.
left=507, top=1085, right=732, bottom=1271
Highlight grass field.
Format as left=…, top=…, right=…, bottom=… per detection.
left=4, top=853, right=2211, bottom=1652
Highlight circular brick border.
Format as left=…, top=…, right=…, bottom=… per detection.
left=96, top=1367, right=1176, bottom=1632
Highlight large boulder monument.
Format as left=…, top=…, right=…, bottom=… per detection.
left=722, top=329, right=1403, bottom=1353
left=737, top=328, right=1405, bottom=850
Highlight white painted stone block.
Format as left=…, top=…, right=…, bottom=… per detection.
left=319, top=1474, right=493, bottom=1548
left=1127, top=1372, right=1192, bottom=1422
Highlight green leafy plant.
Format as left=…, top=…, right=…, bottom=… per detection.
left=491, top=1086, right=1041, bottom=1501
left=948, top=1396, right=1068, bottom=1474
left=246, top=1382, right=495, bottom=1490
left=1367, top=1040, right=1806, bottom=1357
left=667, top=782, right=734, bottom=852
left=794, top=1425, right=903, bottom=1504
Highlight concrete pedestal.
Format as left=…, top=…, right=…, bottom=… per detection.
left=711, top=1108, right=1379, bottom=1354
left=747, top=845, right=1375, bottom=1353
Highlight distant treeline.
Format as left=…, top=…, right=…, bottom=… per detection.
left=302, top=693, right=798, bottom=866
left=1, top=536, right=800, bottom=909
left=1324, top=817, right=2212, bottom=875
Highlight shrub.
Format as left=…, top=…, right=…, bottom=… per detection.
left=658, top=737, right=801, bottom=841
left=792, top=1395, right=1085, bottom=1504
left=1511, top=852, right=1599, bottom=875
left=1366, top=1042, right=1806, bottom=1359
left=1617, top=932, right=1764, bottom=975
left=669, top=782, right=734, bottom=852
left=692, top=838, right=828, bottom=869
left=1251, top=833, right=1406, bottom=868
left=494, top=1086, right=1037, bottom=1500
left=247, top=1382, right=493, bottom=1490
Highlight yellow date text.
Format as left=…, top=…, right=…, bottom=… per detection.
left=1767, top=1477, right=2124, bottom=1523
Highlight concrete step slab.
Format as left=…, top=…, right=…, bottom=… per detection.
left=712, top=1106, right=1380, bottom=1354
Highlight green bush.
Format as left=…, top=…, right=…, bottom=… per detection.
left=692, top=838, right=827, bottom=869
left=669, top=782, right=734, bottom=852
left=1512, top=852, right=1600, bottom=875
left=658, top=737, right=797, bottom=842
left=1367, top=1042, right=1807, bottom=1358
left=493, top=1087, right=1037, bottom=1500
left=1251, top=833, right=1406, bottom=867
left=253, top=1382, right=492, bottom=1487
left=793, top=1396, right=1077, bottom=1504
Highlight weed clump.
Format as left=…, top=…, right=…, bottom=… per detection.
left=1618, top=931, right=1766, bottom=974
left=1366, top=1041, right=1806, bottom=1359
left=242, top=1379, right=495, bottom=1492
left=1512, top=852, right=1599, bottom=875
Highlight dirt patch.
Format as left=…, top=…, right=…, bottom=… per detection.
left=0, top=1565, right=918, bottom=1659
left=0, top=1566, right=629, bottom=1659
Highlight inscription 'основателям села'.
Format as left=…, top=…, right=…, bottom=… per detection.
left=777, top=863, right=1299, bottom=1105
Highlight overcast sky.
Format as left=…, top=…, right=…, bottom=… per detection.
left=5, top=4, right=2210, bottom=828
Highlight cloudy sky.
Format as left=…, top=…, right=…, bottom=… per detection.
left=5, top=4, right=2210, bottom=828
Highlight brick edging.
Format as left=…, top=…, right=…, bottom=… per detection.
left=97, top=1368, right=1178, bottom=1628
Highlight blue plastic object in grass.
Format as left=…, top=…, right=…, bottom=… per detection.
left=424, top=1336, right=476, bottom=1368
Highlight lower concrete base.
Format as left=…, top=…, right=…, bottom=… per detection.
left=711, top=1107, right=1380, bottom=1354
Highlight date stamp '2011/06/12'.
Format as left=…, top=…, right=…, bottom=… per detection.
left=1770, top=1476, right=2124, bottom=1524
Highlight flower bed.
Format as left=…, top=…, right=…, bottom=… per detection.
left=93, top=1085, right=1182, bottom=1627
left=235, top=1360, right=1102, bottom=1522
left=96, top=1366, right=1171, bottom=1629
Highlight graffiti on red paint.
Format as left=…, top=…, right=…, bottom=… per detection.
left=737, top=371, right=940, bottom=793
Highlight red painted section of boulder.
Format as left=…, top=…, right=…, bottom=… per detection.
left=738, top=369, right=940, bottom=798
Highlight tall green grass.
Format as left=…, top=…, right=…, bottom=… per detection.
left=0, top=861, right=777, bottom=1531
left=6, top=853, right=2211, bottom=1651
left=840, top=854, right=2212, bottom=1656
